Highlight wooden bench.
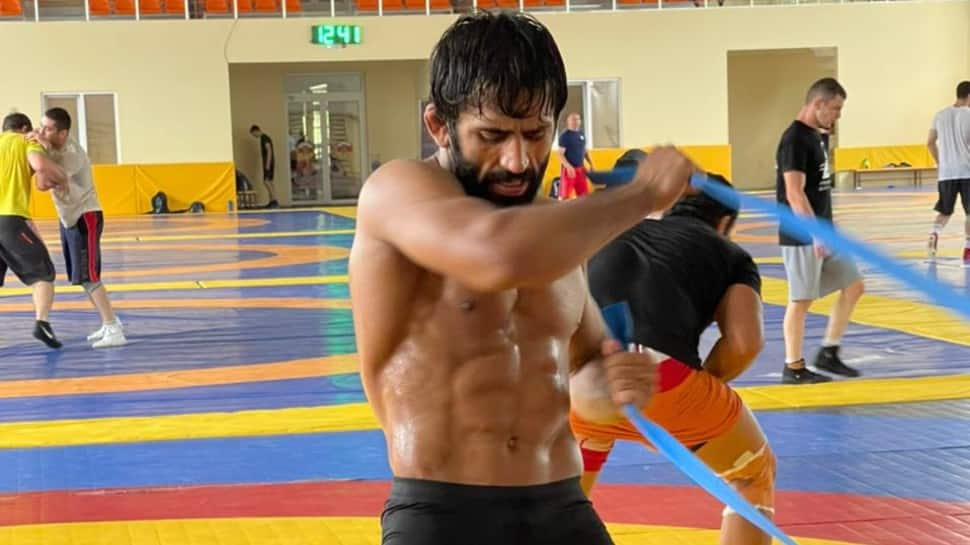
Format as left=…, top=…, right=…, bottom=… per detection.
left=850, top=166, right=936, bottom=190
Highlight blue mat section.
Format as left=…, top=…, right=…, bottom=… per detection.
left=220, top=211, right=356, bottom=233
left=104, top=284, right=352, bottom=300
left=95, top=250, right=275, bottom=273
left=0, top=308, right=356, bottom=380
left=709, top=304, right=970, bottom=386
left=0, top=375, right=365, bottom=422
left=3, top=410, right=969, bottom=501
left=598, top=411, right=970, bottom=502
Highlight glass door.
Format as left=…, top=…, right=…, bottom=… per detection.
left=287, top=97, right=326, bottom=204
left=325, top=99, right=363, bottom=201
left=285, top=92, right=366, bottom=205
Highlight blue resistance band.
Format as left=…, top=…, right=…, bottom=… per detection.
left=599, top=302, right=799, bottom=545
left=587, top=166, right=970, bottom=323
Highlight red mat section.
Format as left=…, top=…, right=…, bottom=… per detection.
left=3, top=481, right=969, bottom=545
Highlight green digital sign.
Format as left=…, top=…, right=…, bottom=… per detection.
left=311, top=25, right=362, bottom=48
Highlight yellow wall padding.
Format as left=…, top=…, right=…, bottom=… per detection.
left=834, top=145, right=936, bottom=172
left=29, top=162, right=236, bottom=220
left=133, top=163, right=236, bottom=214
left=540, top=145, right=732, bottom=198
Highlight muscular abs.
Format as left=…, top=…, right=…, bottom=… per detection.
left=352, top=239, right=587, bottom=486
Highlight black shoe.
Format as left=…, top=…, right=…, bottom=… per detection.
left=782, top=362, right=832, bottom=384
left=33, top=320, right=62, bottom=349
left=814, top=346, right=861, bottom=378
left=266, top=200, right=280, bottom=209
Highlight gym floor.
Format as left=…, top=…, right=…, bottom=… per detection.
left=1, top=186, right=967, bottom=545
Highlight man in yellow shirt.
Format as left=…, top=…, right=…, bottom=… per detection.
left=0, top=113, right=68, bottom=348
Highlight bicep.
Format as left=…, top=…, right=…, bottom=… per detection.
left=713, top=284, right=763, bottom=348
left=27, top=151, right=51, bottom=173
left=783, top=170, right=806, bottom=196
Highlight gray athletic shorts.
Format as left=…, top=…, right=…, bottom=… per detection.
left=781, top=245, right=863, bottom=302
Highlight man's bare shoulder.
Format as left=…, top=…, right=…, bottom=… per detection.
left=362, top=158, right=456, bottom=195
left=358, top=158, right=464, bottom=224
left=351, top=161, right=449, bottom=278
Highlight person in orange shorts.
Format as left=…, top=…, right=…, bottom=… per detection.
left=570, top=173, right=776, bottom=545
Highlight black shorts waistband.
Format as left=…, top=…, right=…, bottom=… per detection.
left=389, top=476, right=583, bottom=504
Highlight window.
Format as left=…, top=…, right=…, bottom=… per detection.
left=556, top=79, right=621, bottom=149
left=41, top=93, right=119, bottom=164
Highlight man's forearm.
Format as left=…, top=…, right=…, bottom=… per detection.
left=787, top=190, right=815, bottom=218
left=487, top=182, right=660, bottom=287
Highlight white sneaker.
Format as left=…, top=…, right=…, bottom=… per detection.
left=88, top=319, right=123, bottom=342
left=87, top=325, right=106, bottom=342
left=92, top=324, right=127, bottom=349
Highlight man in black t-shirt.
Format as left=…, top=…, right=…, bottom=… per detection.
left=570, top=174, right=777, bottom=545
left=250, top=125, right=279, bottom=208
left=775, top=78, right=865, bottom=385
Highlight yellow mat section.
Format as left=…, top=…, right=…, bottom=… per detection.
left=738, top=375, right=970, bottom=410
left=323, top=206, right=358, bottom=219
left=834, top=145, right=935, bottom=171
left=3, top=374, right=969, bottom=449
left=0, top=275, right=350, bottom=298
left=0, top=404, right=376, bottom=449
left=102, top=228, right=356, bottom=243
left=539, top=145, right=732, bottom=198
left=0, top=517, right=864, bottom=545
left=760, top=277, right=970, bottom=347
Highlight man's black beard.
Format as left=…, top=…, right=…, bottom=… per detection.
left=448, top=137, right=545, bottom=208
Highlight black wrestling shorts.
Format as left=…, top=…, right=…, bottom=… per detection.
left=0, top=215, right=55, bottom=287
left=381, top=477, right=614, bottom=545
left=934, top=179, right=970, bottom=216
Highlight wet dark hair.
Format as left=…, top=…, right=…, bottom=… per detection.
left=429, top=11, right=568, bottom=125
left=2, top=113, right=32, bottom=132
left=666, top=172, right=739, bottom=231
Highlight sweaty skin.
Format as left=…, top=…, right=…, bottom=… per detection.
left=350, top=161, right=611, bottom=485
left=350, top=99, right=691, bottom=487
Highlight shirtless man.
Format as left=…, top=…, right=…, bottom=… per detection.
left=349, top=12, right=695, bottom=545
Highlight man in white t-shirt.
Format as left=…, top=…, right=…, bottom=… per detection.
left=927, top=80, right=970, bottom=265
left=38, top=107, right=127, bottom=348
